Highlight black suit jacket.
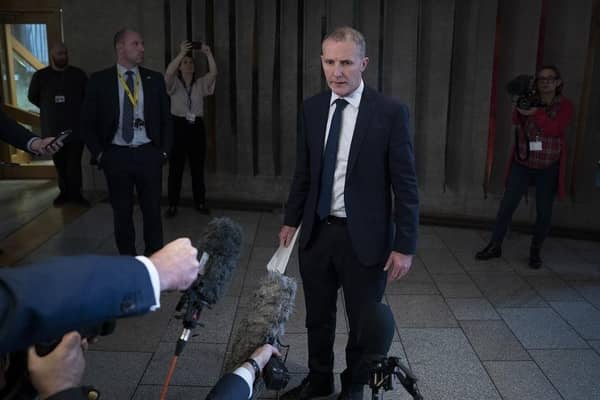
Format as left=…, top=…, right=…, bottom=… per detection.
left=0, top=104, right=36, bottom=152
left=81, top=65, right=172, bottom=160
left=205, top=373, right=250, bottom=400
left=284, top=86, right=419, bottom=266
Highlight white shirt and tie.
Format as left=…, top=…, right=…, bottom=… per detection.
left=113, top=64, right=151, bottom=146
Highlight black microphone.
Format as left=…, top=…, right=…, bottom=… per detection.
left=174, top=217, right=243, bottom=355
left=225, top=271, right=297, bottom=394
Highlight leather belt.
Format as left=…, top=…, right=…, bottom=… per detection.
left=324, top=215, right=346, bottom=225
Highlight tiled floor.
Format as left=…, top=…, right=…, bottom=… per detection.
left=4, top=191, right=600, bottom=399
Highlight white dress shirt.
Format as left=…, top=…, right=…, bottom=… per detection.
left=324, top=80, right=364, bottom=218
left=113, top=64, right=151, bottom=146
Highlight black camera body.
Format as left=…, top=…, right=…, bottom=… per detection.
left=263, top=356, right=290, bottom=391
left=506, top=74, right=542, bottom=110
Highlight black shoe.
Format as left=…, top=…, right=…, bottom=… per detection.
left=280, top=377, right=334, bottom=400
left=337, top=389, right=363, bottom=400
left=53, top=193, right=68, bottom=207
left=71, top=195, right=91, bottom=207
left=195, top=203, right=209, bottom=214
left=529, top=246, right=542, bottom=269
left=475, top=241, right=502, bottom=260
left=165, top=206, right=177, bottom=218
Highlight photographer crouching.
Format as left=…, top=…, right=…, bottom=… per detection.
left=476, top=65, right=574, bottom=269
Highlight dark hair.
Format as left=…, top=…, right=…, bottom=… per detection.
left=536, top=65, right=563, bottom=95
left=113, top=28, right=136, bottom=48
left=176, top=54, right=197, bottom=87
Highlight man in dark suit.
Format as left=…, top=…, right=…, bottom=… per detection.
left=278, top=27, right=419, bottom=400
left=81, top=28, right=172, bottom=256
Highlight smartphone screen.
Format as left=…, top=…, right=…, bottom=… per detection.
left=190, top=41, right=203, bottom=49
left=45, top=129, right=72, bottom=149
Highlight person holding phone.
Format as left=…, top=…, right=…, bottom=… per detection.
left=164, top=40, right=217, bottom=217
left=28, top=43, right=90, bottom=207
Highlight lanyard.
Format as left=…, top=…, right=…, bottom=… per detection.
left=118, top=71, right=141, bottom=107
left=183, top=79, right=193, bottom=111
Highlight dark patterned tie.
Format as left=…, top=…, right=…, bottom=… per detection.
left=122, top=70, right=135, bottom=143
left=317, top=98, right=348, bottom=220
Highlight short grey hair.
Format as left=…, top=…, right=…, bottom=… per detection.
left=322, top=26, right=366, bottom=58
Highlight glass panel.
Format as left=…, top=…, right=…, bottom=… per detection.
left=0, top=26, right=8, bottom=102
left=10, top=24, right=48, bottom=65
left=12, top=52, right=39, bottom=112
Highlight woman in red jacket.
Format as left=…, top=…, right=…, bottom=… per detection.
left=476, top=65, right=574, bottom=269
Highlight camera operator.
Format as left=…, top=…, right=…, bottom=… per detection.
left=0, top=237, right=200, bottom=353
left=476, top=65, right=574, bottom=269
left=28, top=342, right=280, bottom=400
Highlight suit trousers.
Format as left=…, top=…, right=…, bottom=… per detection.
left=102, top=144, right=164, bottom=256
left=167, top=116, right=206, bottom=208
left=52, top=140, right=84, bottom=199
left=492, top=161, right=559, bottom=247
left=299, top=218, right=386, bottom=386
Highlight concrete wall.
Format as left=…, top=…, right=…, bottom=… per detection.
left=62, top=0, right=600, bottom=232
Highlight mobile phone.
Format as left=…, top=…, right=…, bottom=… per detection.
left=45, top=129, right=72, bottom=148
left=190, top=41, right=203, bottom=49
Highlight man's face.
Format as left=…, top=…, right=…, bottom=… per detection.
left=321, top=39, right=368, bottom=97
left=51, top=47, right=68, bottom=69
left=118, top=31, right=145, bottom=66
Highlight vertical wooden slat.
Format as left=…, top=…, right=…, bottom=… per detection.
left=170, top=0, right=186, bottom=51
left=272, top=0, right=281, bottom=176
left=235, top=0, right=254, bottom=175
left=303, top=0, right=326, bottom=99
left=357, top=0, right=381, bottom=90
left=213, top=0, right=235, bottom=174
left=327, top=0, right=354, bottom=31
left=280, top=0, right=299, bottom=178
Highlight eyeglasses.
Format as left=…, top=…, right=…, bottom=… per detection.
left=537, top=76, right=558, bottom=83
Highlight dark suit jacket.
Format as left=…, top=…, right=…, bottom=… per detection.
left=81, top=65, right=172, bottom=160
left=284, top=86, right=419, bottom=266
left=0, top=104, right=36, bottom=152
left=0, top=255, right=156, bottom=353
left=206, top=373, right=250, bottom=400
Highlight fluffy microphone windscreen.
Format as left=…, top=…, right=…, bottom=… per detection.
left=357, top=302, right=395, bottom=359
left=196, top=217, right=243, bottom=305
left=225, top=271, right=297, bottom=373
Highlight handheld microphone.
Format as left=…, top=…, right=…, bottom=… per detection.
left=358, top=302, right=423, bottom=400
left=225, top=271, right=297, bottom=394
left=174, top=217, right=243, bottom=355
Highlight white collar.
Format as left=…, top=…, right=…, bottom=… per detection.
left=117, top=64, right=140, bottom=76
left=329, top=79, right=364, bottom=109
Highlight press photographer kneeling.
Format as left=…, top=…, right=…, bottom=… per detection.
left=476, top=65, right=574, bottom=268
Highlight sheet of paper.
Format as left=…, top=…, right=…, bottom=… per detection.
left=266, top=225, right=301, bottom=274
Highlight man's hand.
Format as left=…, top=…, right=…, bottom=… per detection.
left=278, top=225, right=297, bottom=248
left=516, top=107, right=538, bottom=116
left=247, top=344, right=281, bottom=371
left=27, top=332, right=86, bottom=400
left=150, top=238, right=201, bottom=291
left=383, top=251, right=413, bottom=282
left=30, top=137, right=63, bottom=155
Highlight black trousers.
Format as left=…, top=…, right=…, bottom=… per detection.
left=52, top=140, right=84, bottom=199
left=491, top=161, right=559, bottom=247
left=299, top=219, right=386, bottom=387
left=102, top=144, right=164, bottom=256
left=167, top=116, right=206, bottom=207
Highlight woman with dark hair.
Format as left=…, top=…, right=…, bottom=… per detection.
left=476, top=65, right=574, bottom=269
left=164, top=40, right=217, bottom=217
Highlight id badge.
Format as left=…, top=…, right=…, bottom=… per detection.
left=54, top=95, right=66, bottom=103
left=529, top=141, right=543, bottom=151
left=185, top=112, right=196, bottom=123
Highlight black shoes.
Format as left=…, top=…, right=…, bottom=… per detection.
left=165, top=206, right=177, bottom=218
left=280, top=377, right=334, bottom=400
left=529, top=246, right=542, bottom=269
left=53, top=193, right=68, bottom=207
left=475, top=241, right=502, bottom=260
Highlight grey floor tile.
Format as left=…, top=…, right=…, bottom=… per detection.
left=571, top=281, right=600, bottom=308
left=550, top=301, right=600, bottom=340
left=525, top=275, right=585, bottom=302
left=388, top=295, right=458, bottom=327
left=530, top=349, right=600, bottom=400
left=142, top=342, right=227, bottom=385
left=470, top=272, right=547, bottom=308
left=433, top=226, right=488, bottom=253
left=253, top=223, right=281, bottom=247
left=460, top=320, right=530, bottom=361
left=432, top=274, right=483, bottom=298
left=416, top=232, right=447, bottom=250
left=453, top=250, right=514, bottom=272
left=399, top=328, right=501, bottom=400
left=387, top=258, right=439, bottom=295
left=132, top=385, right=211, bottom=400
left=83, top=351, right=152, bottom=400
left=590, top=340, right=600, bottom=354
left=418, top=248, right=465, bottom=274
left=499, top=308, right=588, bottom=349
left=447, top=298, right=499, bottom=320
left=484, top=361, right=562, bottom=400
